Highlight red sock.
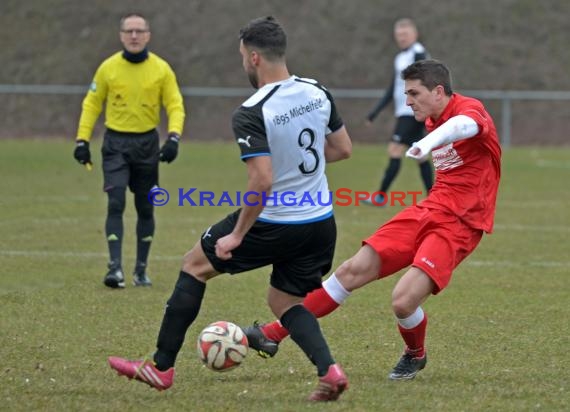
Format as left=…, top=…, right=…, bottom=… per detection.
left=261, top=287, right=341, bottom=342
left=397, top=313, right=428, bottom=358
left=304, top=286, right=341, bottom=318
left=261, top=320, right=289, bottom=342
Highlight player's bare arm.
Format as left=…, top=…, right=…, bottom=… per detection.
left=324, top=126, right=352, bottom=162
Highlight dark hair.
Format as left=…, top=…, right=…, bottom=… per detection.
left=239, top=16, right=287, bottom=61
left=120, top=13, right=150, bottom=31
left=402, top=59, right=453, bottom=95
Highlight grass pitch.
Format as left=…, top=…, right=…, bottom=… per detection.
left=0, top=139, right=568, bottom=411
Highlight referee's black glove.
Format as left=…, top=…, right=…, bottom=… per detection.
left=73, top=139, right=91, bottom=165
left=159, top=133, right=180, bottom=163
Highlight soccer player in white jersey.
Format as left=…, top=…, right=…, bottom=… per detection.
left=108, top=16, right=352, bottom=402
left=364, top=18, right=433, bottom=206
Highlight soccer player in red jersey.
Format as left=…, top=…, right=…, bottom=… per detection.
left=245, top=59, right=502, bottom=380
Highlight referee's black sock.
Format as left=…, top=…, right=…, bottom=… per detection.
left=134, top=193, right=155, bottom=269
left=105, top=187, right=125, bottom=266
left=280, top=305, right=335, bottom=376
left=154, top=271, right=205, bottom=371
left=380, top=157, right=401, bottom=193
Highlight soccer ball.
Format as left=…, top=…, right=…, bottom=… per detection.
left=197, top=321, right=248, bottom=372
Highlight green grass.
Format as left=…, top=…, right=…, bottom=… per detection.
left=1, top=139, right=569, bottom=411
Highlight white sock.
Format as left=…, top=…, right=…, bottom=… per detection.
left=322, top=273, right=351, bottom=304
left=397, top=307, right=425, bottom=329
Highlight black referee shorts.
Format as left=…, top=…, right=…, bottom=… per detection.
left=201, top=210, right=337, bottom=297
left=391, top=115, right=425, bottom=146
left=101, top=128, right=159, bottom=194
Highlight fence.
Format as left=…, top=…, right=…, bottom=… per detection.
left=2, top=84, right=570, bottom=147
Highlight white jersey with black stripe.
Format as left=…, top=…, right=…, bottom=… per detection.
left=394, top=42, right=429, bottom=117
left=232, top=75, right=344, bottom=224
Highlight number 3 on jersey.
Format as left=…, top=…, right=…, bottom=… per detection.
left=298, top=128, right=320, bottom=175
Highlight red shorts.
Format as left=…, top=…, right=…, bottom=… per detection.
left=363, top=206, right=483, bottom=294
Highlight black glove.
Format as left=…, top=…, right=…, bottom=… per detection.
left=73, top=139, right=91, bottom=165
left=159, top=133, right=180, bottom=163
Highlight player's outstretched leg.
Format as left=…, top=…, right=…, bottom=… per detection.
left=242, top=321, right=280, bottom=358
left=244, top=276, right=348, bottom=358
left=108, top=270, right=206, bottom=390
left=108, top=357, right=174, bottom=390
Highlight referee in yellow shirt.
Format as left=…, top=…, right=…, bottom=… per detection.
left=73, top=13, right=185, bottom=289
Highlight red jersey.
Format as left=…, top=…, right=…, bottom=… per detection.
left=420, top=93, right=501, bottom=233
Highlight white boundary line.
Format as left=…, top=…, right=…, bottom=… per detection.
left=498, top=200, right=569, bottom=208
left=337, top=220, right=570, bottom=232
left=466, top=260, right=569, bottom=268
left=535, top=159, right=570, bottom=169
left=0, top=250, right=568, bottom=268
left=493, top=224, right=570, bottom=232
left=0, top=250, right=181, bottom=261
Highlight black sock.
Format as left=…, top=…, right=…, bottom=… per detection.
left=280, top=305, right=334, bottom=376
left=135, top=233, right=153, bottom=270
left=135, top=193, right=155, bottom=269
left=419, top=160, right=433, bottom=192
left=154, top=271, right=206, bottom=370
left=380, top=157, right=401, bottom=193
left=105, top=188, right=126, bottom=266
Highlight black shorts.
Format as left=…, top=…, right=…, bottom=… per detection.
left=391, top=116, right=425, bottom=146
left=101, top=129, right=159, bottom=194
left=201, top=210, right=337, bottom=297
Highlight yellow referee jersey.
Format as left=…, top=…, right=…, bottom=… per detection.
left=77, top=51, right=185, bottom=140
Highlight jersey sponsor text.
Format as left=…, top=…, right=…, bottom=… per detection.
left=431, top=143, right=464, bottom=171
left=272, top=98, right=324, bottom=127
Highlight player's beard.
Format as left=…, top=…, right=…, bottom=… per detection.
left=247, top=69, right=259, bottom=89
